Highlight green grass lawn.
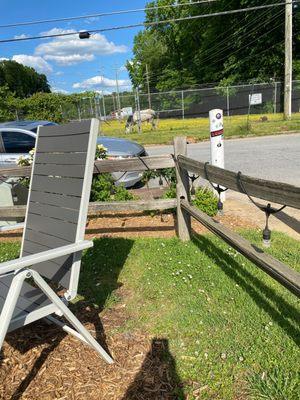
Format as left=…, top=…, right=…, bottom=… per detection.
left=1, top=230, right=299, bottom=399
left=101, top=113, right=300, bottom=146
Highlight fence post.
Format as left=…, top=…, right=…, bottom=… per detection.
left=274, top=82, right=277, bottom=114
left=181, top=90, right=185, bottom=119
left=226, top=87, right=230, bottom=117
left=102, top=92, right=106, bottom=120
left=174, top=136, right=191, bottom=241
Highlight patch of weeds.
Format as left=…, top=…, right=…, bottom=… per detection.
left=192, top=187, right=218, bottom=216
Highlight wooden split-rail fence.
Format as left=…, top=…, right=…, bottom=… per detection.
left=0, top=137, right=299, bottom=297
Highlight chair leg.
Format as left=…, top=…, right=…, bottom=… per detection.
left=31, top=270, right=114, bottom=364
left=0, top=271, right=28, bottom=350
left=46, top=315, right=90, bottom=346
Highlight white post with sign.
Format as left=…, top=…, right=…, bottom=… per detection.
left=209, top=109, right=225, bottom=202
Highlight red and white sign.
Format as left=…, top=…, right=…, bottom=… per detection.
left=209, top=109, right=225, bottom=201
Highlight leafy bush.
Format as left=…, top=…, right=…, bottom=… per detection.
left=142, top=167, right=176, bottom=187
left=192, top=187, right=218, bottom=216
left=16, top=147, right=35, bottom=188
left=163, top=183, right=176, bottom=199
left=113, top=184, right=136, bottom=201
left=90, top=174, right=135, bottom=202
left=90, top=173, right=114, bottom=202
left=20, top=92, right=73, bottom=123
left=91, top=144, right=136, bottom=202
left=0, top=86, right=19, bottom=122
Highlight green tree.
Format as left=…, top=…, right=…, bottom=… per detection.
left=128, top=0, right=300, bottom=89
left=20, top=92, right=72, bottom=123
left=0, top=86, right=21, bottom=122
left=0, top=60, right=50, bottom=98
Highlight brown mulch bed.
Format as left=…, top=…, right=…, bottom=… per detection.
left=0, top=288, right=184, bottom=400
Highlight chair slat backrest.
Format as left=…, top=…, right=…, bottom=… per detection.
left=20, top=119, right=98, bottom=289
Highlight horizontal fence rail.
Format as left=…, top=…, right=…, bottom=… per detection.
left=0, top=199, right=177, bottom=219
left=0, top=155, right=175, bottom=178
left=178, top=155, right=300, bottom=210
left=181, top=200, right=300, bottom=298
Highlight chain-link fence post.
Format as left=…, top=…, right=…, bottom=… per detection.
left=112, top=94, right=116, bottom=113
left=274, top=82, right=278, bottom=114
left=226, top=86, right=230, bottom=117
left=102, top=92, right=106, bottom=120
left=181, top=90, right=185, bottom=119
left=77, top=102, right=81, bottom=121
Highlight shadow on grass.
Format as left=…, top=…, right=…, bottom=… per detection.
left=1, top=237, right=134, bottom=400
left=122, top=338, right=185, bottom=400
left=193, top=234, right=300, bottom=346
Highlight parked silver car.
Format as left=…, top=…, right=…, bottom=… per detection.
left=0, top=120, right=146, bottom=187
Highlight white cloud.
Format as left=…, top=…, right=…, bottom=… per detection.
left=35, top=28, right=127, bottom=66
left=44, top=54, right=94, bottom=66
left=85, top=16, right=100, bottom=24
left=72, top=75, right=131, bottom=90
left=52, top=87, right=69, bottom=94
left=0, top=57, right=9, bottom=61
left=11, top=54, right=53, bottom=74
left=14, top=34, right=28, bottom=39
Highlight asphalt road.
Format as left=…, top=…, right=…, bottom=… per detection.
left=146, top=133, right=300, bottom=186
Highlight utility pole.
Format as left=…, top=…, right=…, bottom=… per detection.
left=284, top=0, right=292, bottom=120
left=145, top=64, right=152, bottom=109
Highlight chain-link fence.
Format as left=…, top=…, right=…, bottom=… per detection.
left=63, top=80, right=300, bottom=121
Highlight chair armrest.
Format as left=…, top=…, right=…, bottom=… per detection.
left=0, top=240, right=93, bottom=276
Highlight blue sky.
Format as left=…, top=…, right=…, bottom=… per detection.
left=0, top=0, right=148, bottom=93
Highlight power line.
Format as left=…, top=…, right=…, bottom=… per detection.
left=0, top=2, right=294, bottom=44
left=194, top=7, right=280, bottom=62
left=204, top=19, right=285, bottom=67
left=0, top=0, right=218, bottom=29
left=198, top=9, right=285, bottom=66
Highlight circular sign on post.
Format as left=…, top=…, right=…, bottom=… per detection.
left=209, top=109, right=225, bottom=201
